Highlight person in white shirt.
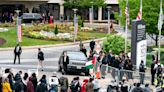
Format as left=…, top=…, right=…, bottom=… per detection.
left=154, top=61, right=163, bottom=77
left=49, top=72, right=59, bottom=92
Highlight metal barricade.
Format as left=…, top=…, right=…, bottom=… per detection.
left=99, top=64, right=151, bottom=84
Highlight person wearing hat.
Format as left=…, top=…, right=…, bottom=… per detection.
left=48, top=72, right=59, bottom=92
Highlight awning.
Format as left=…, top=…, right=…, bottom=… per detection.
left=21, top=13, right=42, bottom=19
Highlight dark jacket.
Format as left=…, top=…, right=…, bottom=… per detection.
left=113, top=59, right=120, bottom=69
left=38, top=51, right=44, bottom=60
left=14, top=80, right=24, bottom=92
left=14, top=45, right=22, bottom=55
left=131, top=87, right=144, bottom=92
left=89, top=41, right=95, bottom=48
left=139, top=63, right=145, bottom=72
left=151, top=63, right=156, bottom=74
left=36, top=82, right=48, bottom=92
left=62, top=56, right=69, bottom=65
left=80, top=48, right=87, bottom=57
left=31, top=76, right=37, bottom=90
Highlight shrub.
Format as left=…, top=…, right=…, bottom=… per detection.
left=54, top=25, right=58, bottom=35
left=103, top=34, right=130, bottom=55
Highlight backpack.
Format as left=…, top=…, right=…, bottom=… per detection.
left=14, top=82, right=21, bottom=91
left=157, top=65, right=162, bottom=74
left=70, top=81, right=76, bottom=91
left=139, top=64, right=145, bottom=72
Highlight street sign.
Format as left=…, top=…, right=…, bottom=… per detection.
left=131, top=20, right=147, bottom=69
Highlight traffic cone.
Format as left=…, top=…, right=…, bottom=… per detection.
left=96, top=66, right=101, bottom=79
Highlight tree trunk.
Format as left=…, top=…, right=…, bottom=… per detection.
left=155, top=35, right=158, bottom=46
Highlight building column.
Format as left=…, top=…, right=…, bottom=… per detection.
left=98, top=7, right=102, bottom=21
left=59, top=3, right=64, bottom=20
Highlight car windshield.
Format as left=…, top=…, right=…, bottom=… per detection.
left=67, top=51, right=87, bottom=61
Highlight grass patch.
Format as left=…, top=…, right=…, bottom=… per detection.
left=0, top=27, right=106, bottom=48
left=0, top=28, right=66, bottom=48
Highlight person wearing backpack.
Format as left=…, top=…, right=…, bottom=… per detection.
left=70, top=77, right=81, bottom=92
left=139, top=60, right=146, bottom=84
left=86, top=78, right=94, bottom=92
left=14, top=79, right=24, bottom=92
left=36, top=79, right=48, bottom=92
left=48, top=72, right=59, bottom=92
left=154, top=61, right=163, bottom=78
left=59, top=76, right=68, bottom=92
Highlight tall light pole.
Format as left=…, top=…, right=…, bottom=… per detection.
left=15, top=9, right=21, bottom=43
left=107, top=6, right=111, bottom=34
left=90, top=2, right=94, bottom=24
left=72, top=8, right=78, bottom=44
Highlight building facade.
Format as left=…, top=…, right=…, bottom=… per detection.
left=0, top=0, right=119, bottom=21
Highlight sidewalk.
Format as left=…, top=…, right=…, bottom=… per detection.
left=0, top=38, right=106, bottom=51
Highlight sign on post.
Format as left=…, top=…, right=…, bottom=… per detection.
left=131, top=20, right=147, bottom=69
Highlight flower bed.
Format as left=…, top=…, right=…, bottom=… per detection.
left=0, top=23, right=15, bottom=27
left=23, top=24, right=95, bottom=41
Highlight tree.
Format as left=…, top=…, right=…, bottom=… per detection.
left=118, top=0, right=164, bottom=46
left=103, top=34, right=129, bottom=55
left=54, top=25, right=58, bottom=35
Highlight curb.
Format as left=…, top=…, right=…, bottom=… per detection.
left=0, top=37, right=106, bottom=51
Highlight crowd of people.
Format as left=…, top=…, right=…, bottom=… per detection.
left=0, top=68, right=103, bottom=92
left=79, top=39, right=164, bottom=91
left=0, top=13, right=14, bottom=23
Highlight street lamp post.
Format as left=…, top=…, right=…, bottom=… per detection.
left=72, top=8, right=78, bottom=44
left=15, top=9, right=21, bottom=43
left=90, top=2, right=94, bottom=24
left=107, top=6, right=111, bottom=34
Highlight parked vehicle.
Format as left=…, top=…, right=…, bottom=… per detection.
left=58, top=51, right=89, bottom=75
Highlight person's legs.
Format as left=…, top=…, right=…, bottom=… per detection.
left=18, top=54, right=20, bottom=64
left=14, top=54, right=17, bottom=64
left=151, top=74, right=155, bottom=85
left=40, top=60, right=43, bottom=71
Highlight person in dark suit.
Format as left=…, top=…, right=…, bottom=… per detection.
left=38, top=48, right=44, bottom=71
left=62, top=52, right=69, bottom=74
left=151, top=60, right=156, bottom=85
left=89, top=39, right=95, bottom=52
left=14, top=44, right=22, bottom=64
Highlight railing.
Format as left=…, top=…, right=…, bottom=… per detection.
left=93, top=62, right=151, bottom=84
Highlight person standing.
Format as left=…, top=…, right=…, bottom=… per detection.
left=80, top=46, right=87, bottom=57
left=81, top=79, right=88, bottom=92
left=59, top=75, right=69, bottom=92
left=38, top=48, right=44, bottom=71
left=48, top=72, right=59, bottom=92
left=154, top=61, right=163, bottom=78
left=2, top=78, right=12, bottom=92
left=86, top=78, right=94, bottom=92
left=151, top=61, right=156, bottom=85
left=27, top=77, right=34, bottom=92
left=139, top=60, right=146, bottom=84
left=36, top=75, right=48, bottom=92
left=95, top=40, right=101, bottom=54
left=14, top=44, right=22, bottom=64
left=79, top=40, right=84, bottom=51
left=89, top=39, right=96, bottom=52
left=31, top=73, right=37, bottom=91
left=62, top=52, right=69, bottom=74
